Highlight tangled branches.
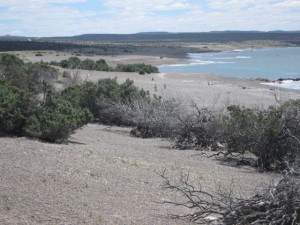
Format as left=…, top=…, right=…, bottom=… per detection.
left=159, top=171, right=300, bottom=224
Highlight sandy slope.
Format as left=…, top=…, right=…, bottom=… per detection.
left=0, top=125, right=279, bottom=225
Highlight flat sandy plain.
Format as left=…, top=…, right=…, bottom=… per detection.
left=1, top=43, right=299, bottom=224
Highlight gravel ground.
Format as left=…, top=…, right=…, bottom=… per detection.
left=0, top=124, right=279, bottom=225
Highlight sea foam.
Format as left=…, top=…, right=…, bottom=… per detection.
left=262, top=80, right=300, bottom=90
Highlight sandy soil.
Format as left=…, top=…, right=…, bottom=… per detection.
left=72, top=69, right=300, bottom=109
left=0, top=125, right=280, bottom=225
left=1, top=47, right=299, bottom=224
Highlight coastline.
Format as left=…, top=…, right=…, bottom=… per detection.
left=3, top=42, right=300, bottom=108
left=158, top=46, right=300, bottom=91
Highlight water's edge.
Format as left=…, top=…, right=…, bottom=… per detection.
left=159, top=47, right=300, bottom=90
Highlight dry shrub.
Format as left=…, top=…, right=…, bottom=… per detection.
left=159, top=171, right=300, bottom=225
left=101, top=97, right=182, bottom=138
left=174, top=105, right=221, bottom=150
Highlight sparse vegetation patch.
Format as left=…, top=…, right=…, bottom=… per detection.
left=50, top=56, right=159, bottom=74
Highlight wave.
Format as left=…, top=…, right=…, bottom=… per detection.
left=212, top=56, right=252, bottom=60
left=160, top=60, right=235, bottom=67
left=262, top=80, right=300, bottom=90
left=191, top=60, right=235, bottom=65
left=236, top=56, right=252, bottom=59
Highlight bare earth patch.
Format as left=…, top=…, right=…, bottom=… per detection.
left=0, top=124, right=279, bottom=225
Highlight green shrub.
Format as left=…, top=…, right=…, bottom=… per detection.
left=50, top=57, right=112, bottom=71
left=62, top=78, right=150, bottom=124
left=80, top=58, right=96, bottom=70
left=221, top=105, right=262, bottom=155
left=25, top=92, right=92, bottom=142
left=115, top=63, right=159, bottom=73
left=50, top=57, right=158, bottom=73
left=0, top=53, right=24, bottom=69
left=66, top=57, right=81, bottom=69
left=0, top=80, right=35, bottom=135
left=94, top=59, right=111, bottom=71
left=0, top=54, right=59, bottom=94
left=222, top=101, right=300, bottom=171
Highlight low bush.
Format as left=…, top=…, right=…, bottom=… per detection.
left=112, top=97, right=181, bottom=138
left=221, top=101, right=300, bottom=171
left=50, top=57, right=159, bottom=73
left=0, top=80, right=36, bottom=135
left=115, top=63, right=159, bottom=74
left=24, top=91, right=92, bottom=142
left=0, top=53, right=59, bottom=94
left=50, top=57, right=112, bottom=71
left=62, top=78, right=150, bottom=123
left=221, top=105, right=262, bottom=155
left=174, top=106, right=220, bottom=150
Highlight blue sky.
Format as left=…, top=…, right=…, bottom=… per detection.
left=0, top=0, right=299, bottom=36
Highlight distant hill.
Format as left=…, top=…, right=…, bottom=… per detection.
left=1, top=31, right=300, bottom=43
left=0, top=35, right=32, bottom=41
left=38, top=31, right=300, bottom=43
left=0, top=31, right=299, bottom=53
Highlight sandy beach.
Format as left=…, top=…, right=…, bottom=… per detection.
left=1, top=48, right=299, bottom=224
left=75, top=70, right=300, bottom=109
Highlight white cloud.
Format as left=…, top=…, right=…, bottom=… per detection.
left=0, top=0, right=299, bottom=36
left=272, top=0, right=300, bottom=8
left=102, top=0, right=191, bottom=11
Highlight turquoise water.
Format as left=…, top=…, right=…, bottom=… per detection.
left=159, top=47, right=300, bottom=80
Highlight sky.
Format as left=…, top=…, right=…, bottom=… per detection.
left=0, top=0, right=299, bottom=37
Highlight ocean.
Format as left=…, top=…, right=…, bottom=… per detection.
left=159, top=47, right=300, bottom=89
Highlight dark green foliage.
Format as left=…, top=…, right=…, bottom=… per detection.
left=0, top=53, right=93, bottom=142
left=94, top=59, right=111, bottom=71
left=80, top=58, right=96, bottom=70
left=50, top=57, right=112, bottom=71
left=62, top=78, right=150, bottom=124
left=222, top=101, right=300, bottom=171
left=0, top=53, right=59, bottom=94
left=50, top=57, right=159, bottom=73
left=62, top=57, right=81, bottom=69
left=61, top=81, right=99, bottom=117
left=222, top=105, right=261, bottom=154
left=0, top=53, right=24, bottom=69
left=0, top=80, right=35, bottom=135
left=24, top=92, right=92, bottom=142
left=115, top=63, right=159, bottom=74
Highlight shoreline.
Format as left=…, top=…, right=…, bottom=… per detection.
left=158, top=46, right=300, bottom=90
left=3, top=47, right=300, bottom=97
